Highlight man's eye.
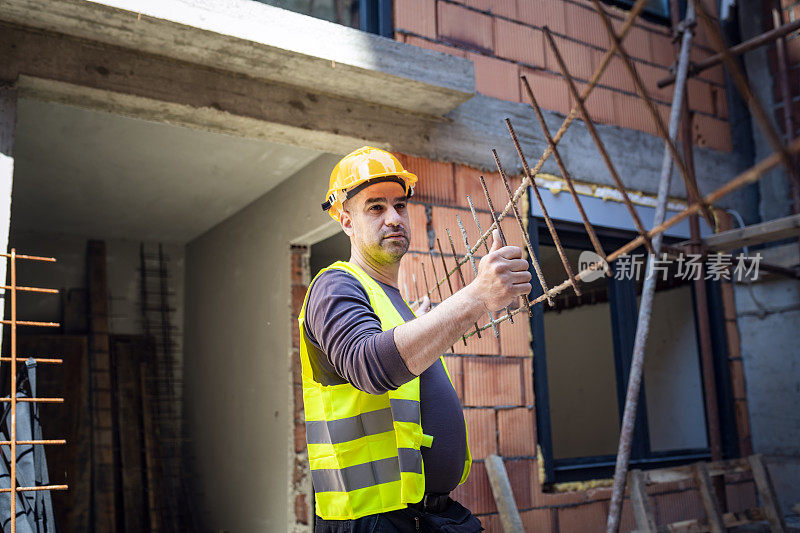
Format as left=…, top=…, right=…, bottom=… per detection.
left=369, top=205, right=383, bottom=212
left=395, top=203, right=407, bottom=211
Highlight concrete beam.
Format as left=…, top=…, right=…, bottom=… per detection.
left=0, top=0, right=474, bottom=117
left=2, top=24, right=744, bottom=208
left=680, top=213, right=800, bottom=252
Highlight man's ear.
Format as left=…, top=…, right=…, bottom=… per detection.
left=339, top=209, right=354, bottom=237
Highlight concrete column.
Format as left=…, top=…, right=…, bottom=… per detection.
left=0, top=82, right=16, bottom=346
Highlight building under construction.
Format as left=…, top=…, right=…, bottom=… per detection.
left=0, top=0, right=798, bottom=531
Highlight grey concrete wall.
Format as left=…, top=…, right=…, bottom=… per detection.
left=184, top=152, right=340, bottom=532
left=734, top=274, right=800, bottom=514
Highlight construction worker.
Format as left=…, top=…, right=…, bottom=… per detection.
left=299, top=147, right=532, bottom=532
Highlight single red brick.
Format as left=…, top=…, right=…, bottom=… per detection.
left=712, top=84, right=728, bottom=119
left=522, top=357, right=534, bottom=405
left=701, top=64, right=725, bottom=85
left=463, top=357, right=525, bottom=406
left=545, top=35, right=595, bottom=81
left=464, top=408, right=498, bottom=459
left=406, top=202, right=429, bottom=252
left=295, top=494, right=309, bottom=525
left=520, top=508, right=554, bottom=531
left=614, top=92, right=658, bottom=136
left=404, top=35, right=467, bottom=58
left=401, top=154, right=456, bottom=203
left=499, top=312, right=531, bottom=357
left=498, top=407, right=536, bottom=456
left=519, top=68, right=571, bottom=115
left=293, top=383, right=304, bottom=420
left=558, top=501, right=608, bottom=532
left=687, top=78, right=715, bottom=115
left=494, top=19, right=545, bottom=68
left=438, top=2, right=494, bottom=52
left=692, top=114, right=733, bottom=152
left=393, top=0, right=436, bottom=39
left=649, top=31, right=675, bottom=67
left=469, top=53, right=521, bottom=102
left=563, top=2, right=611, bottom=49
left=294, top=421, right=307, bottom=453
left=517, top=0, right=566, bottom=35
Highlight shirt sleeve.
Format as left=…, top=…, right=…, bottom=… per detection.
left=304, top=269, right=416, bottom=394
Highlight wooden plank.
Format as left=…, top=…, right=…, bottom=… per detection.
left=484, top=455, right=524, bottom=533
left=641, top=457, right=751, bottom=484
left=629, top=469, right=657, bottom=533
left=678, top=213, right=800, bottom=252
left=18, top=335, right=91, bottom=533
left=748, top=454, right=787, bottom=533
left=87, top=239, right=117, bottom=532
left=111, top=335, right=148, bottom=533
left=693, top=463, right=725, bottom=533
left=631, top=506, right=768, bottom=532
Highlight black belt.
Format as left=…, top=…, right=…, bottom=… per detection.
left=409, top=493, right=451, bottom=514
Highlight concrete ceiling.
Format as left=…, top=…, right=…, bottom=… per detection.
left=11, top=99, right=323, bottom=242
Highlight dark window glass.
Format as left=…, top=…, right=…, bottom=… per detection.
left=253, top=0, right=391, bottom=36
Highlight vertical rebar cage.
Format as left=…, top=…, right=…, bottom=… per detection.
left=1, top=250, right=67, bottom=533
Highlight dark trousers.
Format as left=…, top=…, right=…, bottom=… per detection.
left=314, top=499, right=483, bottom=532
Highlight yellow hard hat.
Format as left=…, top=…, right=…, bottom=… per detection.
left=322, top=146, right=417, bottom=221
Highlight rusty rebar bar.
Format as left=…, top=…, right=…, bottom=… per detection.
left=412, top=273, right=421, bottom=303
left=0, top=485, right=68, bottom=493
left=657, top=17, right=800, bottom=88
left=457, top=213, right=500, bottom=338
left=478, top=175, right=516, bottom=323
left=520, top=75, right=610, bottom=273
left=465, top=0, right=651, bottom=258
left=446, top=228, right=482, bottom=339
left=500, top=127, right=580, bottom=298
left=467, top=196, right=491, bottom=254
left=588, top=0, right=715, bottom=225
left=694, top=0, right=800, bottom=190
left=0, top=252, right=55, bottom=262
left=421, top=260, right=454, bottom=353
left=607, top=5, right=696, bottom=528
left=0, top=357, right=62, bottom=364
left=437, top=237, right=468, bottom=347
left=0, top=440, right=65, bottom=446
left=464, top=135, right=800, bottom=340
left=427, top=250, right=445, bottom=304
left=0, top=398, right=64, bottom=403
left=9, top=249, right=16, bottom=533
left=0, top=285, right=59, bottom=294
left=0, top=320, right=59, bottom=327
left=543, top=26, right=655, bottom=255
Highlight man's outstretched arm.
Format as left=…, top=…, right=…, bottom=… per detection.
left=394, top=230, right=532, bottom=375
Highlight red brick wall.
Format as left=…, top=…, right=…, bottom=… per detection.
left=768, top=0, right=800, bottom=141
left=394, top=0, right=733, bottom=151
left=392, top=154, right=756, bottom=532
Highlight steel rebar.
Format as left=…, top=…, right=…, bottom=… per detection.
left=500, top=126, right=579, bottom=298
left=606, top=5, right=695, bottom=529
left=588, top=0, right=715, bottom=225
left=520, top=75, right=610, bottom=272
left=467, top=196, right=491, bottom=254
left=543, top=26, right=655, bottom=255
left=457, top=213, right=500, bottom=338
left=478, top=175, right=516, bottom=323
left=446, top=228, right=482, bottom=339
left=438, top=237, right=468, bottom=346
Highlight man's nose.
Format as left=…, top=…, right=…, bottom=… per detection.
left=385, top=206, right=403, bottom=226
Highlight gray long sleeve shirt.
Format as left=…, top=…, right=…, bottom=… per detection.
left=305, top=269, right=467, bottom=494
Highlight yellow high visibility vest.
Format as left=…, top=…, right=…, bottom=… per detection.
left=298, top=261, right=471, bottom=520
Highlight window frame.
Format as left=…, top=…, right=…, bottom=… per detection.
left=527, top=214, right=738, bottom=485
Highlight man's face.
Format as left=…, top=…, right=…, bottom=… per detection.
left=339, top=180, right=410, bottom=265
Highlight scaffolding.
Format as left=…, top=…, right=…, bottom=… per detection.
left=406, top=0, right=800, bottom=531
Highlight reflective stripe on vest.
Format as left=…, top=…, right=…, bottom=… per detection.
left=298, top=261, right=471, bottom=520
